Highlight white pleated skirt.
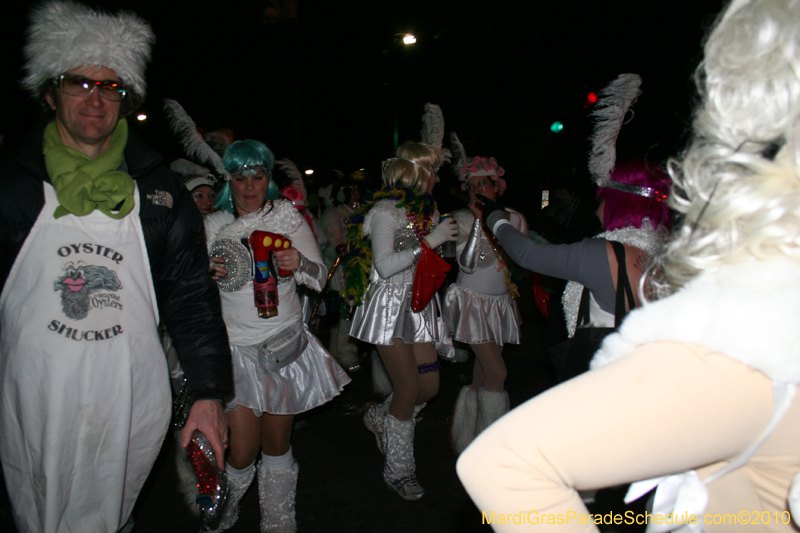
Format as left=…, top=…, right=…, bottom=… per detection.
left=442, top=284, right=521, bottom=345
left=227, top=325, right=350, bottom=416
left=350, top=280, right=440, bottom=345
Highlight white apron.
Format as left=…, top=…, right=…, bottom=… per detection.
left=0, top=183, right=171, bottom=533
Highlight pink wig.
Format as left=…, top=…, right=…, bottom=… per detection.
left=597, top=159, right=671, bottom=231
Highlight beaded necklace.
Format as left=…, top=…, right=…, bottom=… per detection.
left=483, top=227, right=520, bottom=299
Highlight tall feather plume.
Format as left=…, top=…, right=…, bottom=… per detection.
left=588, top=73, right=642, bottom=186
left=449, top=131, right=468, bottom=172
left=420, top=103, right=451, bottom=163
left=170, top=159, right=211, bottom=179
left=275, top=158, right=307, bottom=201
left=163, top=99, right=228, bottom=179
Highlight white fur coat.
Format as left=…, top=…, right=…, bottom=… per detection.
left=591, top=258, right=800, bottom=384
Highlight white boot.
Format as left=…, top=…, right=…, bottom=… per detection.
left=364, top=395, right=426, bottom=455
left=336, top=319, right=360, bottom=371
left=476, top=388, right=510, bottom=436
left=258, top=457, right=299, bottom=533
left=216, top=462, right=255, bottom=531
left=363, top=393, right=392, bottom=454
left=451, top=386, right=478, bottom=454
left=382, top=414, right=424, bottom=500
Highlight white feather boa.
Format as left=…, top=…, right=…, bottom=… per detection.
left=208, top=200, right=325, bottom=291
left=591, top=257, right=800, bottom=383
left=213, top=199, right=304, bottom=241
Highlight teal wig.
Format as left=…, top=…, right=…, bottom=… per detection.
left=214, top=139, right=281, bottom=213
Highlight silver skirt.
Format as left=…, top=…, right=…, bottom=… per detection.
left=350, top=281, right=440, bottom=345
left=442, top=284, right=521, bottom=345
left=227, top=325, right=350, bottom=416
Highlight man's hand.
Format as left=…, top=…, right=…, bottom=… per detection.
left=181, top=399, right=228, bottom=470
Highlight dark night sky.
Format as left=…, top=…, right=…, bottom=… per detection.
left=0, top=0, right=724, bottom=202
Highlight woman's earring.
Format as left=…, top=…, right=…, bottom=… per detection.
left=229, top=194, right=235, bottom=212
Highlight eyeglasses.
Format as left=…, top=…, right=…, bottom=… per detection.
left=55, top=74, right=128, bottom=102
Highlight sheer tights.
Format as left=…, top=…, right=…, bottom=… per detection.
left=470, top=342, right=506, bottom=392
left=377, top=338, right=440, bottom=421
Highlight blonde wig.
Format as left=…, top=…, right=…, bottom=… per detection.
left=382, top=141, right=441, bottom=196
left=658, top=0, right=800, bottom=293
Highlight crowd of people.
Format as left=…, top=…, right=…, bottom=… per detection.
left=2, top=0, right=800, bottom=532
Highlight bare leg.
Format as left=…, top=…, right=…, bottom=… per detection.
left=260, top=413, right=294, bottom=456
left=218, top=407, right=260, bottom=530
left=226, top=407, right=262, bottom=470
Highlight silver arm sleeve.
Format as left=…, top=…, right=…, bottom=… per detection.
left=459, top=217, right=483, bottom=275
left=294, top=252, right=326, bottom=292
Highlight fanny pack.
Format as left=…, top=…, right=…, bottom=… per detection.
left=257, top=321, right=308, bottom=373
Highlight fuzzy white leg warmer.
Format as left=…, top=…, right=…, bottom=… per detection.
left=451, top=386, right=478, bottom=454
left=475, top=388, right=510, bottom=436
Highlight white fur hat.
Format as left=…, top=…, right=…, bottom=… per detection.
left=22, top=0, right=155, bottom=98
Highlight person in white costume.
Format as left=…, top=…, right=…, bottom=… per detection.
left=442, top=139, right=527, bottom=455
left=350, top=141, right=458, bottom=500
left=457, top=1, right=800, bottom=531
left=206, top=139, right=349, bottom=532
left=0, top=3, right=232, bottom=533
left=318, top=181, right=364, bottom=372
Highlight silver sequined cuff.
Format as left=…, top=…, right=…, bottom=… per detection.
left=411, top=241, right=423, bottom=260
left=294, top=253, right=325, bottom=291
left=459, top=218, right=483, bottom=274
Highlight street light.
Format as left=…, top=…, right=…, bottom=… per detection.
left=388, top=33, right=418, bottom=150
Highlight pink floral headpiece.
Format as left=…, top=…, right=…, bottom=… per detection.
left=458, top=156, right=507, bottom=195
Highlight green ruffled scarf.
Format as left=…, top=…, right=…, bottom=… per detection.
left=44, top=118, right=135, bottom=219
left=342, top=187, right=437, bottom=307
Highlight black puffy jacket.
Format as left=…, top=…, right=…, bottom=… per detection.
left=0, top=120, right=232, bottom=400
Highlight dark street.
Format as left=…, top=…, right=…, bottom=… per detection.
left=0, top=292, right=646, bottom=533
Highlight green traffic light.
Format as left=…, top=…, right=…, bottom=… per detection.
left=550, top=121, right=564, bottom=133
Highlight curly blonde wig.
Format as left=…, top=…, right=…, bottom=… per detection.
left=658, top=0, right=800, bottom=293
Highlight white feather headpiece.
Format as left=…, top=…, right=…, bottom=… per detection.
left=170, top=159, right=216, bottom=192
left=588, top=73, right=642, bottom=187
left=420, top=103, right=452, bottom=163
left=449, top=131, right=507, bottom=194
left=450, top=132, right=468, bottom=172
left=22, top=1, right=155, bottom=98
left=164, top=99, right=229, bottom=180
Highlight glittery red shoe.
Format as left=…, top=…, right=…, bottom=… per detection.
left=187, top=431, right=228, bottom=522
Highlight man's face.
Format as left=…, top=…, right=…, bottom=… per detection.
left=45, top=66, right=122, bottom=153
